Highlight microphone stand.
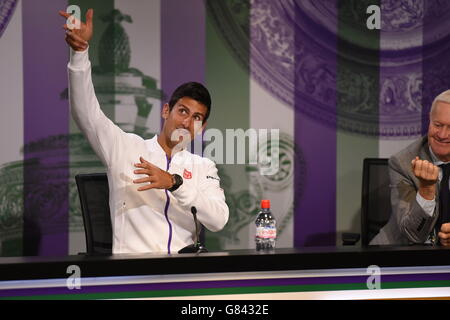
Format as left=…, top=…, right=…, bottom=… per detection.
left=178, top=206, right=208, bottom=253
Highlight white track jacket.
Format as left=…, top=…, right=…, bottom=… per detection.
left=68, top=49, right=229, bottom=254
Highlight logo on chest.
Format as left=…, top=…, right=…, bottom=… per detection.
left=183, top=169, right=192, bottom=179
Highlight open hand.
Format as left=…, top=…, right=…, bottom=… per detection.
left=58, top=8, right=93, bottom=51
left=133, top=157, right=174, bottom=191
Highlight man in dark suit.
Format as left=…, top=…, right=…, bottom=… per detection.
left=371, top=90, right=450, bottom=246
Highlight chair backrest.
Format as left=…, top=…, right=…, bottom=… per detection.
left=361, top=158, right=392, bottom=246
left=75, top=173, right=112, bottom=254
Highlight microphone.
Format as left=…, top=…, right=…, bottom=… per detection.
left=191, top=206, right=200, bottom=246
left=178, top=206, right=208, bottom=253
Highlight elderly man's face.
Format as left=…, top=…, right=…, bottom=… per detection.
left=428, top=101, right=450, bottom=162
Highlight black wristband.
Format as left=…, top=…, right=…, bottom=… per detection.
left=168, top=174, right=183, bottom=192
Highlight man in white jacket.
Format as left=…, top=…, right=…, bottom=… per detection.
left=59, top=9, right=229, bottom=254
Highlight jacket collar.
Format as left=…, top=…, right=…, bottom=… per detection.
left=146, top=135, right=190, bottom=161
left=146, top=135, right=166, bottom=157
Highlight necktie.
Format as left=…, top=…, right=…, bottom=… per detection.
left=438, top=163, right=450, bottom=231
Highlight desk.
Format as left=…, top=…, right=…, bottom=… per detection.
left=0, top=246, right=449, bottom=300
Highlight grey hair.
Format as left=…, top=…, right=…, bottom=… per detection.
left=430, top=90, right=450, bottom=116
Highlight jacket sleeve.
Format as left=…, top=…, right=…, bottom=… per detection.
left=171, top=160, right=229, bottom=232
left=67, top=48, right=124, bottom=167
left=389, top=156, right=438, bottom=243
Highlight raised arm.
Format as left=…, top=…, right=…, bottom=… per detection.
left=389, top=156, right=438, bottom=243
left=59, top=8, right=124, bottom=166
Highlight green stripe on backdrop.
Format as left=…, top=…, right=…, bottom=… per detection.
left=68, top=0, right=115, bottom=253
left=3, top=280, right=450, bottom=300
left=205, top=1, right=250, bottom=251
left=336, top=0, right=380, bottom=242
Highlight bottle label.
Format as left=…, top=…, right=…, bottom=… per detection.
left=256, top=226, right=276, bottom=239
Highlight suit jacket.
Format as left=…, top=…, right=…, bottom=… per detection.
left=370, top=136, right=440, bottom=245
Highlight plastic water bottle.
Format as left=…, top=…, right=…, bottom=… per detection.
left=255, top=199, right=276, bottom=251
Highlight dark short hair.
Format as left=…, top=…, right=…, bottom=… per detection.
left=168, top=82, right=211, bottom=122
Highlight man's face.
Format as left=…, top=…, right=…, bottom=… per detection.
left=428, top=101, right=450, bottom=162
left=161, top=97, right=207, bottom=147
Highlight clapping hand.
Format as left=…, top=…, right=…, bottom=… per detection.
left=438, top=223, right=450, bottom=246
left=411, top=157, right=439, bottom=200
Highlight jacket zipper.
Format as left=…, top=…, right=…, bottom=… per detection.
left=164, top=155, right=173, bottom=254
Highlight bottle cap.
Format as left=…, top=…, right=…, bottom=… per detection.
left=261, top=199, right=270, bottom=209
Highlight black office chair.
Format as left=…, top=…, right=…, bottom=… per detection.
left=75, top=173, right=113, bottom=255
left=342, top=158, right=392, bottom=246
left=360, top=158, right=392, bottom=246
